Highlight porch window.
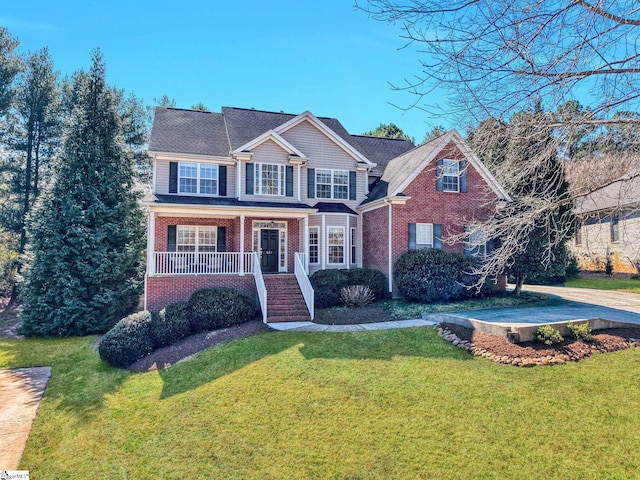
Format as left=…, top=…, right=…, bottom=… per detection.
left=177, top=226, right=217, bottom=252
left=416, top=223, right=434, bottom=249
left=442, top=159, right=460, bottom=192
left=255, top=163, right=285, bottom=196
left=316, top=169, right=349, bottom=199
left=328, top=226, right=345, bottom=264
left=309, top=227, right=319, bottom=264
left=350, top=227, right=356, bottom=264
left=178, top=162, right=218, bottom=195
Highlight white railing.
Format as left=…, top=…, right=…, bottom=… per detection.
left=253, top=252, right=268, bottom=323
left=294, top=252, right=314, bottom=320
left=154, top=252, right=254, bottom=275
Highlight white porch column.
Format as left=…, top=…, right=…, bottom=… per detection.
left=240, top=214, right=245, bottom=275
left=303, top=216, right=309, bottom=274
left=147, top=209, right=156, bottom=277
left=321, top=214, right=326, bottom=270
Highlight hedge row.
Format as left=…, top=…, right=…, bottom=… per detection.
left=310, top=268, right=389, bottom=308
left=98, top=287, right=258, bottom=367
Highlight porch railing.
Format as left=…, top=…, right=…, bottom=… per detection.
left=253, top=252, right=268, bottom=323
left=154, top=252, right=254, bottom=275
left=294, top=252, right=314, bottom=320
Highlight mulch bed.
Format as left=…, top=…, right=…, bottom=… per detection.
left=313, top=305, right=396, bottom=325
left=440, top=322, right=640, bottom=367
left=129, top=320, right=271, bottom=372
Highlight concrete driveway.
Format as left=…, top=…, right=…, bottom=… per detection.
left=433, top=284, right=640, bottom=327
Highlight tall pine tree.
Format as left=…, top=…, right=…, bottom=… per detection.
left=20, top=51, right=145, bottom=336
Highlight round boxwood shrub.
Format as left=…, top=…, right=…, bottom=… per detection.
left=394, top=248, right=481, bottom=303
left=187, top=287, right=257, bottom=333
left=149, top=301, right=191, bottom=348
left=344, top=268, right=389, bottom=300
left=98, top=311, right=155, bottom=368
left=309, top=269, right=350, bottom=308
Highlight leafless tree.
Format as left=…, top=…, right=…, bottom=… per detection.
left=357, top=0, right=640, bottom=283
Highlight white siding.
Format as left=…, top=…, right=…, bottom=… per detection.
left=243, top=140, right=299, bottom=203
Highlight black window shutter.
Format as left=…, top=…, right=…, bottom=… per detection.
left=219, top=165, right=227, bottom=196
left=169, top=162, right=178, bottom=193
left=307, top=168, right=315, bottom=198
left=464, top=225, right=471, bottom=256
left=286, top=166, right=294, bottom=197
left=216, top=226, right=226, bottom=252
left=460, top=160, right=468, bottom=193
left=435, top=159, right=444, bottom=191
left=434, top=224, right=443, bottom=249
left=349, top=171, right=357, bottom=200
left=246, top=163, right=254, bottom=195
left=487, top=238, right=496, bottom=254
left=408, top=223, right=416, bottom=250
left=167, top=225, right=177, bottom=252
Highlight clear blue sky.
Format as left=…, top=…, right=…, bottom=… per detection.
left=1, top=0, right=454, bottom=143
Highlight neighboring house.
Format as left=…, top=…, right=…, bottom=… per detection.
left=144, top=107, right=510, bottom=321
left=571, top=173, right=640, bottom=273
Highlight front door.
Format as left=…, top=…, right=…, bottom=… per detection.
left=260, top=229, right=279, bottom=273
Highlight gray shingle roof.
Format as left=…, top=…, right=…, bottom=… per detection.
left=146, top=193, right=316, bottom=210
left=350, top=135, right=416, bottom=176
left=575, top=172, right=640, bottom=214
left=313, top=202, right=358, bottom=215
left=149, top=107, right=230, bottom=156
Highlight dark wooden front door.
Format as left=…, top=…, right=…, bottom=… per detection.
left=260, top=229, right=279, bottom=273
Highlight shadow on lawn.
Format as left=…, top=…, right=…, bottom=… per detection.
left=157, top=327, right=471, bottom=399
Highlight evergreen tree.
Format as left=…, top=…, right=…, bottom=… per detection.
left=362, top=123, right=414, bottom=143
left=20, top=51, right=145, bottom=336
left=0, top=27, right=21, bottom=116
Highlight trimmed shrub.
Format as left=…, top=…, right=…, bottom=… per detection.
left=340, top=285, right=375, bottom=307
left=393, top=248, right=481, bottom=303
left=535, top=325, right=564, bottom=345
left=188, top=288, right=257, bottom=332
left=567, top=321, right=593, bottom=343
left=310, top=269, right=350, bottom=308
left=150, top=301, right=191, bottom=348
left=98, top=311, right=155, bottom=367
left=344, top=268, right=390, bottom=300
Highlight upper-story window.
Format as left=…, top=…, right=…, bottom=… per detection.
left=316, top=169, right=349, bottom=199
left=179, top=162, right=218, bottom=195
left=255, top=163, right=285, bottom=196
left=442, top=159, right=460, bottom=192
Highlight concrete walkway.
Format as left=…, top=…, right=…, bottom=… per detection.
left=268, top=318, right=437, bottom=331
left=0, top=367, right=51, bottom=470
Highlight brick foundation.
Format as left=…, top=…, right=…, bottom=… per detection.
left=146, top=275, right=257, bottom=312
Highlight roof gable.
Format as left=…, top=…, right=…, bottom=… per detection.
left=231, top=130, right=307, bottom=159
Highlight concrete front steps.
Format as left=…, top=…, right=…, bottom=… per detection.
left=264, top=274, right=312, bottom=323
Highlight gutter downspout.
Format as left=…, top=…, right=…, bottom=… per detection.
left=385, top=199, right=393, bottom=294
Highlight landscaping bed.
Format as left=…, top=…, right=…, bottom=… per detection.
left=440, top=322, right=640, bottom=366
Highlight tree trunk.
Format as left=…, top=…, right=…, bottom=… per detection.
left=514, top=275, right=526, bottom=296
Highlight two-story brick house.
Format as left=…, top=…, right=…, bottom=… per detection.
left=144, top=107, right=510, bottom=321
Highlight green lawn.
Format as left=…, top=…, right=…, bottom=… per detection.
left=2, top=330, right=640, bottom=479
left=565, top=276, right=640, bottom=294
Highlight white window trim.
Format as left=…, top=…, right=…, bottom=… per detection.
left=327, top=226, right=346, bottom=265
left=309, top=226, right=319, bottom=264
left=416, top=223, right=434, bottom=249
left=315, top=168, right=349, bottom=200
left=176, top=225, right=218, bottom=252
left=442, top=159, right=460, bottom=193
left=254, top=163, right=285, bottom=196
left=178, top=162, right=219, bottom=195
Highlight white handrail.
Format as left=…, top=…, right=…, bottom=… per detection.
left=154, top=252, right=254, bottom=275
left=253, top=252, right=268, bottom=323
left=294, top=252, right=314, bottom=320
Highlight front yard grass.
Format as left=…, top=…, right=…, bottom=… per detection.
left=565, top=275, right=640, bottom=294
left=2, top=328, right=639, bottom=479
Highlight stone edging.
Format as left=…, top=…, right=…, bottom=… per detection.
left=437, top=325, right=640, bottom=367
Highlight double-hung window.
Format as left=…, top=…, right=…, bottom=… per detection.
left=611, top=215, right=620, bottom=242
left=469, top=229, right=487, bottom=259
left=316, top=169, right=349, bottom=199
left=416, top=223, right=434, bottom=249
left=255, top=163, right=285, bottom=196
left=309, top=227, right=319, bottom=264
left=177, top=226, right=217, bottom=252
left=178, top=162, right=218, bottom=195
left=328, top=227, right=345, bottom=264
left=442, top=160, right=460, bottom=192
